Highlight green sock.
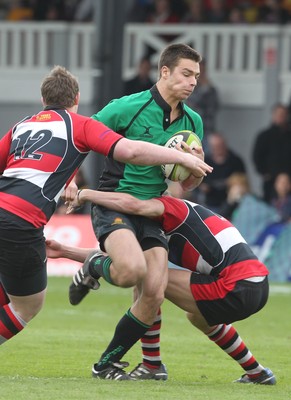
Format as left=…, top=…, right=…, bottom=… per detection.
left=90, top=255, right=114, bottom=284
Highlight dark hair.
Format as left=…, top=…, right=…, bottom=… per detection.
left=41, top=65, right=79, bottom=108
left=158, top=43, right=202, bottom=76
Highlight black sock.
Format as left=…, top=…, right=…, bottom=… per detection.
left=94, top=310, right=151, bottom=370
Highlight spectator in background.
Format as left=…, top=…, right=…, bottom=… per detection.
left=172, top=0, right=190, bottom=19
left=126, top=0, right=290, bottom=25
left=252, top=103, right=291, bottom=203
left=228, top=5, right=246, bottom=23
left=204, top=0, right=229, bottom=23
left=32, top=0, right=88, bottom=22
left=270, top=172, right=291, bottom=222
left=123, top=57, right=154, bottom=95
left=6, top=0, right=33, bottom=21
left=127, top=0, right=153, bottom=22
left=257, top=0, right=290, bottom=24
left=146, top=0, right=181, bottom=23
left=73, top=0, right=94, bottom=22
left=142, top=0, right=188, bottom=54
left=0, top=1, right=9, bottom=20
left=186, top=58, right=220, bottom=151
left=194, top=132, right=246, bottom=214
left=234, top=1, right=259, bottom=23
left=282, top=0, right=291, bottom=15
left=182, top=0, right=205, bottom=23
left=32, top=0, right=66, bottom=21
left=219, top=172, right=251, bottom=220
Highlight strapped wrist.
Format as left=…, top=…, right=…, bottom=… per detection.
left=77, top=189, right=83, bottom=204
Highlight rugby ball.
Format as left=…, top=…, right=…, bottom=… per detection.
left=161, top=131, right=202, bottom=182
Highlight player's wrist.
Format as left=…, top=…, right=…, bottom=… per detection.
left=77, top=189, right=87, bottom=205
left=77, top=189, right=82, bottom=203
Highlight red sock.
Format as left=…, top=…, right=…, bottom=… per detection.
left=207, top=324, right=264, bottom=377
left=0, top=283, right=9, bottom=306
left=0, top=304, right=26, bottom=345
left=141, top=308, right=162, bottom=369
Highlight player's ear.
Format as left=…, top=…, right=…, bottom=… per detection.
left=75, top=92, right=80, bottom=106
left=161, top=66, right=169, bottom=78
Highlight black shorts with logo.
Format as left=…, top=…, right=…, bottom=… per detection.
left=190, top=273, right=269, bottom=326
left=91, top=204, right=168, bottom=252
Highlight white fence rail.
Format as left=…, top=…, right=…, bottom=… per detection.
left=0, top=22, right=99, bottom=104
left=0, top=22, right=291, bottom=106
left=123, top=23, right=291, bottom=107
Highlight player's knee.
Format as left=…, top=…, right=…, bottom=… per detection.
left=186, top=310, right=211, bottom=332
left=22, top=308, right=42, bottom=322
left=113, top=260, right=147, bottom=287
left=11, top=300, right=43, bottom=323
left=143, top=288, right=165, bottom=308
left=186, top=311, right=195, bottom=324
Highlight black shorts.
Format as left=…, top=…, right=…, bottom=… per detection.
left=91, top=205, right=168, bottom=252
left=190, top=273, right=269, bottom=326
left=0, top=235, right=47, bottom=296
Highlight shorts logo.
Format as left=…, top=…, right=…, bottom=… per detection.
left=159, top=229, right=167, bottom=239
left=141, top=126, right=153, bottom=138
left=111, top=217, right=127, bottom=226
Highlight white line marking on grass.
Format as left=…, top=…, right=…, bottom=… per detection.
left=270, top=284, right=291, bottom=294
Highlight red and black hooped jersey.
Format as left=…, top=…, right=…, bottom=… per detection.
left=0, top=109, right=122, bottom=227
left=158, top=196, right=268, bottom=281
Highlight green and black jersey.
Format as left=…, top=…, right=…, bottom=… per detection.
left=91, top=85, right=204, bottom=199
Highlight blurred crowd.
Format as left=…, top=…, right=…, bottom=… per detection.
left=2, top=0, right=291, bottom=24
left=0, top=0, right=94, bottom=22
left=128, top=0, right=291, bottom=25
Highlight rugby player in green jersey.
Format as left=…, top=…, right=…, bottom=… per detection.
left=69, top=43, right=212, bottom=380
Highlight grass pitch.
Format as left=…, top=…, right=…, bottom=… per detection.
left=1, top=278, right=290, bottom=400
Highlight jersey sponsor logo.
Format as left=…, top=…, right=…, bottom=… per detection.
left=111, top=217, right=127, bottom=226
left=36, top=113, right=52, bottom=121
left=141, top=126, right=153, bottom=138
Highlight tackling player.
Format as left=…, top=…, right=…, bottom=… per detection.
left=0, top=65, right=209, bottom=349
left=46, top=191, right=276, bottom=385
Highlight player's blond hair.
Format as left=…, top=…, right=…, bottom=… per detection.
left=41, top=65, right=79, bottom=108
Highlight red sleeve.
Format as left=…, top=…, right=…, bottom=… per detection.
left=70, top=113, right=123, bottom=156
left=157, top=196, right=189, bottom=233
left=0, top=130, right=12, bottom=173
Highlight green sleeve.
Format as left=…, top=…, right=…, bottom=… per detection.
left=91, top=98, right=128, bottom=132
left=195, top=114, right=204, bottom=141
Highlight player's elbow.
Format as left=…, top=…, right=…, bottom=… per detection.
left=113, top=139, right=140, bottom=164
left=181, top=175, right=204, bottom=191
